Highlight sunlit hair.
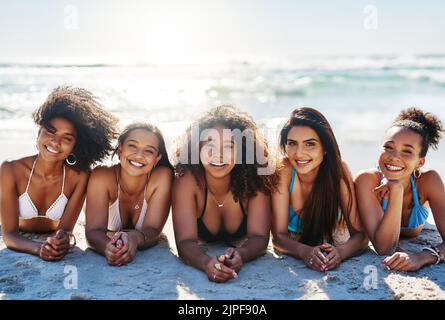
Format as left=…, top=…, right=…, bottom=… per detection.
left=33, top=86, right=118, bottom=171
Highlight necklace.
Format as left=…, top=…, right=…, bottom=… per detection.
left=118, top=167, right=148, bottom=211
left=119, top=183, right=144, bottom=210
left=208, top=189, right=231, bottom=208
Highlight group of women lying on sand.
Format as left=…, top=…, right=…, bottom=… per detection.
left=1, top=86, right=444, bottom=283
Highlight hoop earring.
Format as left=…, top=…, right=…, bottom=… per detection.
left=66, top=153, right=77, bottom=166
left=413, top=169, right=421, bottom=179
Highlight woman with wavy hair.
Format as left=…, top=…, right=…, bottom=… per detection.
left=271, top=107, right=368, bottom=272
left=172, top=105, right=277, bottom=283
left=355, top=108, right=445, bottom=271
left=0, top=86, right=118, bottom=261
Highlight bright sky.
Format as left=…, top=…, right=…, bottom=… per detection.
left=0, top=0, right=444, bottom=63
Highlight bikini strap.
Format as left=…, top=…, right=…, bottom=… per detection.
left=289, top=167, right=296, bottom=193
left=200, top=182, right=208, bottom=219
left=61, top=164, right=66, bottom=194
left=239, top=198, right=247, bottom=217
left=410, top=175, right=420, bottom=206
left=25, top=156, right=38, bottom=193
left=115, top=165, right=121, bottom=198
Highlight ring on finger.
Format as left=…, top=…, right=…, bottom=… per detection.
left=214, top=263, right=222, bottom=271
left=309, top=258, right=313, bottom=265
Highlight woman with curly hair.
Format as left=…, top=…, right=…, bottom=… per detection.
left=355, top=108, right=445, bottom=271
left=85, top=123, right=173, bottom=266
left=172, top=105, right=277, bottom=283
left=271, top=107, right=368, bottom=272
left=0, top=86, right=118, bottom=261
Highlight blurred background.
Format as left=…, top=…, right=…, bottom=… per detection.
left=1, top=0, right=444, bottom=175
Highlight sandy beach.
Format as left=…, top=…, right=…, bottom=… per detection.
left=1, top=211, right=444, bottom=300
left=1, top=134, right=445, bottom=301
left=0, top=147, right=444, bottom=301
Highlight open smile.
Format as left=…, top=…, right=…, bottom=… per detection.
left=209, top=161, right=228, bottom=168
left=128, top=159, right=146, bottom=168
left=45, top=145, right=61, bottom=155
left=295, top=159, right=312, bottom=166
left=384, top=163, right=405, bottom=172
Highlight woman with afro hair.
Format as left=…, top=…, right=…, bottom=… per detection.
left=172, top=105, right=278, bottom=283
left=0, top=86, right=118, bottom=261
left=355, top=107, right=445, bottom=271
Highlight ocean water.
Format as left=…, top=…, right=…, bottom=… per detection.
left=1, top=54, right=445, bottom=175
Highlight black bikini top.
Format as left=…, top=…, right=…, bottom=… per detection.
left=197, top=185, right=247, bottom=243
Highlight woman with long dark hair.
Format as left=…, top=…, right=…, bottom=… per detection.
left=85, top=123, right=173, bottom=266
left=355, top=108, right=445, bottom=271
left=272, top=107, right=368, bottom=272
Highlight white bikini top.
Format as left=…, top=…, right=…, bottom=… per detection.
left=18, top=157, right=68, bottom=220
left=107, top=178, right=148, bottom=232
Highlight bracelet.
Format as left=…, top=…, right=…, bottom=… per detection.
left=122, top=229, right=148, bottom=244
left=422, top=246, right=442, bottom=265
left=432, top=246, right=445, bottom=263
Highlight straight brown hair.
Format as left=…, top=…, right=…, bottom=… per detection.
left=279, top=107, right=352, bottom=245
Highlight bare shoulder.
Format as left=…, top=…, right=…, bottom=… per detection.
left=89, top=165, right=117, bottom=186
left=1, top=155, right=36, bottom=180
left=150, top=166, right=173, bottom=183
left=354, top=168, right=380, bottom=187
left=417, top=169, right=444, bottom=189
left=173, top=169, right=199, bottom=193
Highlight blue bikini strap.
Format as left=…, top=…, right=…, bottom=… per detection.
left=410, top=176, right=420, bottom=206
left=289, top=167, right=296, bottom=193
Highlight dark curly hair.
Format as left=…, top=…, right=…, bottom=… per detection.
left=32, top=86, right=119, bottom=171
left=174, top=105, right=278, bottom=202
left=112, top=122, right=173, bottom=170
left=391, top=107, right=444, bottom=157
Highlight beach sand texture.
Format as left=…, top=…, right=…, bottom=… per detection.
left=1, top=140, right=445, bottom=300
left=1, top=211, right=444, bottom=300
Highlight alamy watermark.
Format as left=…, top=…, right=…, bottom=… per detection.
left=63, top=265, right=78, bottom=289
left=64, top=5, right=79, bottom=30
left=363, top=5, right=378, bottom=30
left=178, top=124, right=276, bottom=175
left=363, top=265, right=378, bottom=290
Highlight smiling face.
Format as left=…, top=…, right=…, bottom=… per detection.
left=37, top=117, right=77, bottom=162
left=118, top=129, right=161, bottom=176
left=379, top=126, right=425, bottom=180
left=285, top=125, right=325, bottom=175
left=200, top=125, right=237, bottom=179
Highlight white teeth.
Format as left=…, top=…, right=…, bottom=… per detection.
left=296, top=160, right=310, bottom=164
left=385, top=164, right=403, bottom=171
left=46, top=145, right=59, bottom=154
left=129, top=160, right=144, bottom=167
left=210, top=162, right=226, bottom=167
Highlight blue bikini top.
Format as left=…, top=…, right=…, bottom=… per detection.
left=288, top=168, right=303, bottom=233
left=380, top=175, right=429, bottom=229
